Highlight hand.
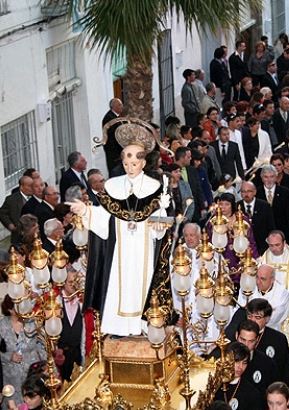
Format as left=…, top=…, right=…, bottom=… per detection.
left=65, top=199, right=87, bottom=216
left=150, top=222, right=167, bottom=232
left=8, top=224, right=16, bottom=232
left=11, top=352, right=22, bottom=363
left=7, top=400, right=17, bottom=410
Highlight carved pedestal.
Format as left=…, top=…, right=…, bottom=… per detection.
left=103, top=335, right=180, bottom=406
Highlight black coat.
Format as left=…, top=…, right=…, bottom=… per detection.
left=60, top=168, right=87, bottom=202
left=237, top=198, right=275, bottom=255
left=260, top=72, right=279, bottom=103
left=256, top=184, right=289, bottom=242
left=272, top=109, right=289, bottom=144
left=21, top=196, right=42, bottom=216
left=229, top=52, right=248, bottom=86
left=102, top=110, right=123, bottom=175
left=209, top=58, right=231, bottom=92
left=34, top=202, right=55, bottom=240
left=277, top=53, right=289, bottom=81
left=211, top=141, right=244, bottom=179
left=185, top=165, right=205, bottom=222
left=0, top=191, right=26, bottom=244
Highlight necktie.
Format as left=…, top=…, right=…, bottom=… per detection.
left=284, top=112, right=288, bottom=123
left=246, top=204, right=252, bottom=216
left=267, top=189, right=273, bottom=205
left=273, top=74, right=278, bottom=85
left=181, top=167, right=188, bottom=183
left=80, top=172, right=87, bottom=188
left=221, top=144, right=226, bottom=159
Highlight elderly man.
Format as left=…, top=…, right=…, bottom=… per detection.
left=256, top=164, right=289, bottom=242
left=68, top=142, right=168, bottom=336
left=34, top=185, right=59, bottom=240
left=237, top=264, right=289, bottom=331
left=21, top=177, right=45, bottom=216
left=238, top=181, right=275, bottom=255
left=42, top=218, right=64, bottom=253
left=60, top=151, right=88, bottom=201
left=261, top=230, right=289, bottom=288
left=102, top=98, right=124, bottom=175
left=87, top=169, right=105, bottom=205
left=0, top=176, right=33, bottom=244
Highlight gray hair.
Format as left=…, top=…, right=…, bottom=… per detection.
left=205, top=82, right=215, bottom=93
left=65, top=185, right=82, bottom=202
left=260, top=164, right=278, bottom=177
left=87, top=168, right=101, bottom=178
left=44, top=218, right=62, bottom=237
left=67, top=151, right=81, bottom=167
left=183, top=222, right=201, bottom=235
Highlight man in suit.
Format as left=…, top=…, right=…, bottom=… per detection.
left=211, top=126, right=244, bottom=179
left=210, top=47, right=231, bottom=106
left=238, top=181, right=275, bottom=255
left=181, top=69, right=200, bottom=128
left=34, top=185, right=59, bottom=240
left=42, top=218, right=64, bottom=253
left=60, top=151, right=88, bottom=201
left=277, top=46, right=289, bottom=82
left=0, top=176, right=33, bottom=244
left=229, top=40, right=248, bottom=100
left=256, top=164, right=289, bottom=242
left=102, top=98, right=123, bottom=176
left=21, top=177, right=45, bottom=216
left=174, top=147, right=205, bottom=223
left=272, top=96, right=289, bottom=145
left=87, top=169, right=105, bottom=206
left=260, top=60, right=279, bottom=104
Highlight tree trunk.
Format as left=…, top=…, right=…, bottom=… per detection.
left=122, top=56, right=153, bottom=121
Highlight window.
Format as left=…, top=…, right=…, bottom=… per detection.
left=0, top=0, right=10, bottom=16
left=271, top=0, right=286, bottom=41
left=1, top=111, right=39, bottom=193
left=47, top=40, right=76, bottom=91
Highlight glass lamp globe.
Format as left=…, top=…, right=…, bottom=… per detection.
left=17, top=298, right=34, bottom=315
left=72, top=227, right=88, bottom=247
left=196, top=294, right=214, bottom=317
left=173, top=273, right=191, bottom=294
left=45, top=316, right=63, bottom=338
left=8, top=281, right=25, bottom=301
left=233, top=234, right=249, bottom=254
left=51, top=266, right=67, bottom=285
left=32, top=266, right=50, bottom=287
left=240, top=272, right=256, bottom=294
left=214, top=302, right=230, bottom=325
left=212, top=231, right=228, bottom=249
left=147, top=323, right=166, bottom=345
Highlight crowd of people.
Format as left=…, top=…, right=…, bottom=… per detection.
left=1, top=33, right=289, bottom=409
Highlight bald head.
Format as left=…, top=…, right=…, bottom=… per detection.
left=280, top=97, right=289, bottom=112
left=109, top=98, right=123, bottom=115
left=240, top=181, right=256, bottom=203
left=19, top=176, right=33, bottom=196
left=256, top=264, right=275, bottom=292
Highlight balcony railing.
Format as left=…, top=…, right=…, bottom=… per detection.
left=0, top=0, right=10, bottom=16
left=41, top=0, right=69, bottom=18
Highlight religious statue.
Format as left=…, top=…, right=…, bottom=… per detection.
left=68, top=119, right=172, bottom=336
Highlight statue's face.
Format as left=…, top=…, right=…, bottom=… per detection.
left=122, top=145, right=146, bottom=179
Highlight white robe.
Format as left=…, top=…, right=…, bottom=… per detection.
left=82, top=172, right=166, bottom=336
left=261, top=245, right=289, bottom=288
left=237, top=281, right=289, bottom=331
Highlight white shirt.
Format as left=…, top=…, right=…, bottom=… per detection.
left=228, top=128, right=247, bottom=170
left=218, top=141, right=228, bottom=154
left=71, top=168, right=87, bottom=187
left=243, top=198, right=256, bottom=214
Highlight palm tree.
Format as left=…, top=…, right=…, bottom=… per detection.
left=58, top=0, right=262, bottom=120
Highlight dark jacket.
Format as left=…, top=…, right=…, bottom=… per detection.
left=237, top=198, right=275, bottom=255
left=60, top=168, right=87, bottom=202
left=277, top=53, right=289, bottom=81
left=210, top=58, right=231, bottom=92
left=256, top=184, right=289, bottom=242
left=229, top=52, right=248, bottom=86
left=0, top=191, right=26, bottom=244
left=102, top=110, right=123, bottom=175
left=272, top=108, right=289, bottom=144
left=211, top=140, right=244, bottom=179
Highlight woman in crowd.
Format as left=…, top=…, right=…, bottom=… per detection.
left=144, top=150, right=163, bottom=181
left=0, top=295, right=46, bottom=408
left=238, top=77, right=253, bottom=102
left=248, top=41, right=273, bottom=86
left=167, top=164, right=195, bottom=222
left=203, top=107, right=221, bottom=141
left=266, top=382, right=289, bottom=410
left=207, top=193, right=258, bottom=285
left=270, top=153, right=289, bottom=189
